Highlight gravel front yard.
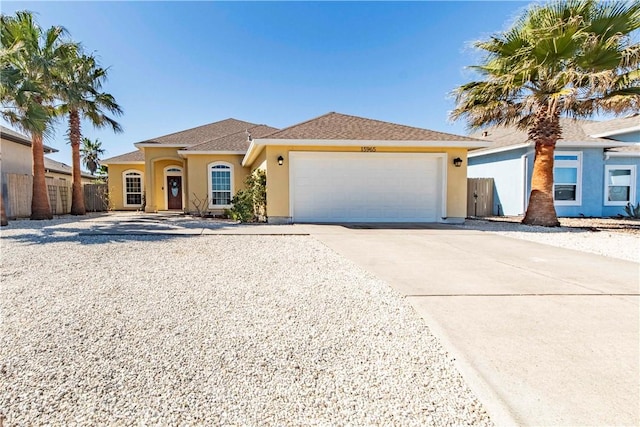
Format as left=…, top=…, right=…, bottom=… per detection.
left=461, top=217, right=640, bottom=263
left=1, top=225, right=491, bottom=425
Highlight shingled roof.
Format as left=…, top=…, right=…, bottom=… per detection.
left=44, top=157, right=94, bottom=179
left=469, top=118, right=616, bottom=154
left=1, top=125, right=57, bottom=153
left=583, top=114, right=640, bottom=137
left=184, top=125, right=279, bottom=152
left=102, top=150, right=144, bottom=163
left=260, top=112, right=480, bottom=142
left=138, top=118, right=261, bottom=146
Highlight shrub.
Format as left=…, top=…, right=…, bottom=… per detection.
left=227, top=169, right=267, bottom=222
left=623, top=202, right=640, bottom=219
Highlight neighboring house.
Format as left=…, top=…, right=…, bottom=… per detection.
left=1, top=125, right=96, bottom=218
left=44, top=157, right=95, bottom=184
left=103, top=112, right=486, bottom=223
left=467, top=115, right=640, bottom=217
left=1, top=125, right=57, bottom=176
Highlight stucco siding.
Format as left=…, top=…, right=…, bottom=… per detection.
left=152, top=159, right=185, bottom=210
left=142, top=147, right=184, bottom=212
left=468, top=148, right=528, bottom=215
left=1, top=138, right=32, bottom=175
left=184, top=154, right=248, bottom=214
left=107, top=164, right=145, bottom=210
left=257, top=145, right=468, bottom=222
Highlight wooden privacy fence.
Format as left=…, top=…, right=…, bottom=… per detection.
left=84, top=183, right=109, bottom=212
left=1, top=173, right=108, bottom=218
left=467, top=178, right=494, bottom=217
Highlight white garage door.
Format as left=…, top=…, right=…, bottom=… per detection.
left=290, top=152, right=443, bottom=222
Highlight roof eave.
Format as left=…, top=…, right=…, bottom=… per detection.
left=102, top=160, right=145, bottom=165
left=253, top=138, right=488, bottom=148
left=590, top=125, right=640, bottom=138
left=134, top=143, right=189, bottom=149
left=177, top=150, right=246, bottom=158
left=468, top=140, right=626, bottom=158
left=242, top=141, right=263, bottom=167
left=468, top=142, right=532, bottom=157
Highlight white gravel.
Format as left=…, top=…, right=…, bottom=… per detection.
left=0, top=221, right=491, bottom=426
left=460, top=219, right=640, bottom=263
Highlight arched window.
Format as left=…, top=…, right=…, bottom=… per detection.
left=123, top=170, right=144, bottom=207
left=208, top=162, right=233, bottom=207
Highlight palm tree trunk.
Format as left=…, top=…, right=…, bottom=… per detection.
left=31, top=132, right=53, bottom=220
left=69, top=110, right=86, bottom=215
left=522, top=107, right=561, bottom=227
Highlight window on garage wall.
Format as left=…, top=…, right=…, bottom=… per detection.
left=123, top=170, right=143, bottom=207
left=208, top=162, right=233, bottom=207
left=604, top=165, right=636, bottom=206
left=553, top=152, right=582, bottom=206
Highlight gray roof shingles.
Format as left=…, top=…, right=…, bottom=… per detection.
left=470, top=118, right=618, bottom=153
left=102, top=150, right=145, bottom=163
left=261, top=112, right=481, bottom=142
left=44, top=157, right=93, bottom=178
left=185, top=125, right=280, bottom=152
left=583, top=114, right=640, bottom=136
left=138, top=118, right=261, bottom=146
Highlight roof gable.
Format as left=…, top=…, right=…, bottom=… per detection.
left=261, top=112, right=480, bottom=142
left=139, top=118, right=261, bottom=146
left=184, top=125, right=279, bottom=152
left=102, top=150, right=144, bottom=163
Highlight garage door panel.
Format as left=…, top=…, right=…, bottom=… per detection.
left=291, top=152, right=442, bottom=222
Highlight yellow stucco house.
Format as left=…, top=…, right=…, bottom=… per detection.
left=103, top=112, right=485, bottom=223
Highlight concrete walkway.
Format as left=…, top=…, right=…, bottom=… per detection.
left=308, top=225, right=639, bottom=426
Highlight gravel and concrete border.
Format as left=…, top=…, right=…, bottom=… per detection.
left=0, top=219, right=492, bottom=426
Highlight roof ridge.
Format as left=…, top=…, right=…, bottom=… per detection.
left=139, top=118, right=257, bottom=143
left=333, top=112, right=476, bottom=139
left=263, top=111, right=479, bottom=141
left=194, top=124, right=275, bottom=147
left=260, top=112, right=337, bottom=138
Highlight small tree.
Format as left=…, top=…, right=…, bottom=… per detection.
left=80, top=137, right=105, bottom=175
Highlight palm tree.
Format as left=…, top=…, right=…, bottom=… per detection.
left=80, top=137, right=106, bottom=175
left=56, top=53, right=122, bottom=215
left=451, top=0, right=640, bottom=226
left=1, top=11, right=76, bottom=220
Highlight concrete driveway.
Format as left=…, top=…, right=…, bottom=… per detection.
left=308, top=224, right=639, bottom=426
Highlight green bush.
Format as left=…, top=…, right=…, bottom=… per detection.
left=227, top=169, right=267, bottom=222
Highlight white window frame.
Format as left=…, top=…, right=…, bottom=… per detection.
left=553, top=151, right=582, bottom=206
left=207, top=161, right=234, bottom=208
left=123, top=170, right=144, bottom=208
left=604, top=165, right=636, bottom=206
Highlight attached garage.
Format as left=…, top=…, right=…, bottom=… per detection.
left=241, top=112, right=487, bottom=224
left=290, top=152, right=445, bottom=222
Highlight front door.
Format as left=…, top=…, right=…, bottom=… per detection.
left=167, top=176, right=182, bottom=210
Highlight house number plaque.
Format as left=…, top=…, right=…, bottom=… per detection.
left=361, top=146, right=377, bottom=152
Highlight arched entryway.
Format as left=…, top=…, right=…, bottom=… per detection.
left=164, top=166, right=184, bottom=210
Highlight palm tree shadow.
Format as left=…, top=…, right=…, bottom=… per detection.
left=0, top=212, right=246, bottom=246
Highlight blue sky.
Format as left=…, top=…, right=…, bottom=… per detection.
left=3, top=1, right=529, bottom=165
